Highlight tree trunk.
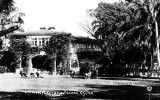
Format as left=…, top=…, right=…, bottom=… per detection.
left=51, top=57, right=54, bottom=75
left=54, top=53, right=57, bottom=75
left=15, top=55, right=22, bottom=74
left=18, top=56, right=22, bottom=68
left=155, top=21, right=160, bottom=72
left=27, top=56, right=33, bottom=75
left=148, top=53, right=153, bottom=77
left=51, top=53, right=57, bottom=75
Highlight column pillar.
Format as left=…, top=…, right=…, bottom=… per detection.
left=27, top=56, right=33, bottom=76
left=15, top=56, right=22, bottom=74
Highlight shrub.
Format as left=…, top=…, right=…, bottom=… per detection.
left=79, top=59, right=101, bottom=75
left=0, top=66, right=8, bottom=73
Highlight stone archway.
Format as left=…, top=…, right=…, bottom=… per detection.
left=32, top=55, right=50, bottom=71
left=27, top=51, right=47, bottom=74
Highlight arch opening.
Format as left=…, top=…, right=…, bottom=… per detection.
left=32, top=55, right=50, bottom=71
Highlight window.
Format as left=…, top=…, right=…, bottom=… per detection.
left=31, top=37, right=50, bottom=47
left=42, top=38, right=45, bottom=46
left=31, top=38, right=37, bottom=47
left=39, top=38, right=42, bottom=46
left=35, top=38, right=37, bottom=46
left=31, top=41, right=34, bottom=46
left=45, top=38, right=49, bottom=45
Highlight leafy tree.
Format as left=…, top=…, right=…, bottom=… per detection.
left=0, top=0, right=24, bottom=37
left=9, top=38, right=31, bottom=72
left=88, top=1, right=159, bottom=76
left=88, top=2, right=135, bottom=74
left=79, top=59, right=101, bottom=76
left=89, top=2, right=130, bottom=39
left=120, top=0, right=160, bottom=75
left=0, top=50, right=16, bottom=72
left=45, top=33, right=71, bottom=75
left=0, top=0, right=24, bottom=66
left=88, top=1, right=135, bottom=58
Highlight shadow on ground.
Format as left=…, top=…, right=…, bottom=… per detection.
left=84, top=84, right=160, bottom=100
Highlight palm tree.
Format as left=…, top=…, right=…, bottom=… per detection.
left=89, top=0, right=160, bottom=76
left=122, top=0, right=160, bottom=75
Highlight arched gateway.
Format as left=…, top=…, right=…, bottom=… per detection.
left=10, top=29, right=102, bottom=75
left=25, top=51, right=47, bottom=75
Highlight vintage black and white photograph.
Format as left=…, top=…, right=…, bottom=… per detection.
left=0, top=0, right=160, bottom=99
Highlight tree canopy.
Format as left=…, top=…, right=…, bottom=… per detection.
left=45, top=33, right=71, bottom=74
left=88, top=0, right=160, bottom=76
left=9, top=38, right=31, bottom=69
left=0, top=0, right=24, bottom=37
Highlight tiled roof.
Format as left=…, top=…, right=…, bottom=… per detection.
left=10, top=30, right=71, bottom=36
left=10, top=30, right=97, bottom=42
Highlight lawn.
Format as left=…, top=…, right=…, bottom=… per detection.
left=0, top=73, right=160, bottom=99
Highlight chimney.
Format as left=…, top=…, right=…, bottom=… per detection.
left=48, top=27, right=55, bottom=30
left=40, top=27, right=46, bottom=30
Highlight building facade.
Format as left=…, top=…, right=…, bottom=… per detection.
left=2, top=29, right=102, bottom=75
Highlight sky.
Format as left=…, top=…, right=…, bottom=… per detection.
left=14, top=0, right=120, bottom=37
